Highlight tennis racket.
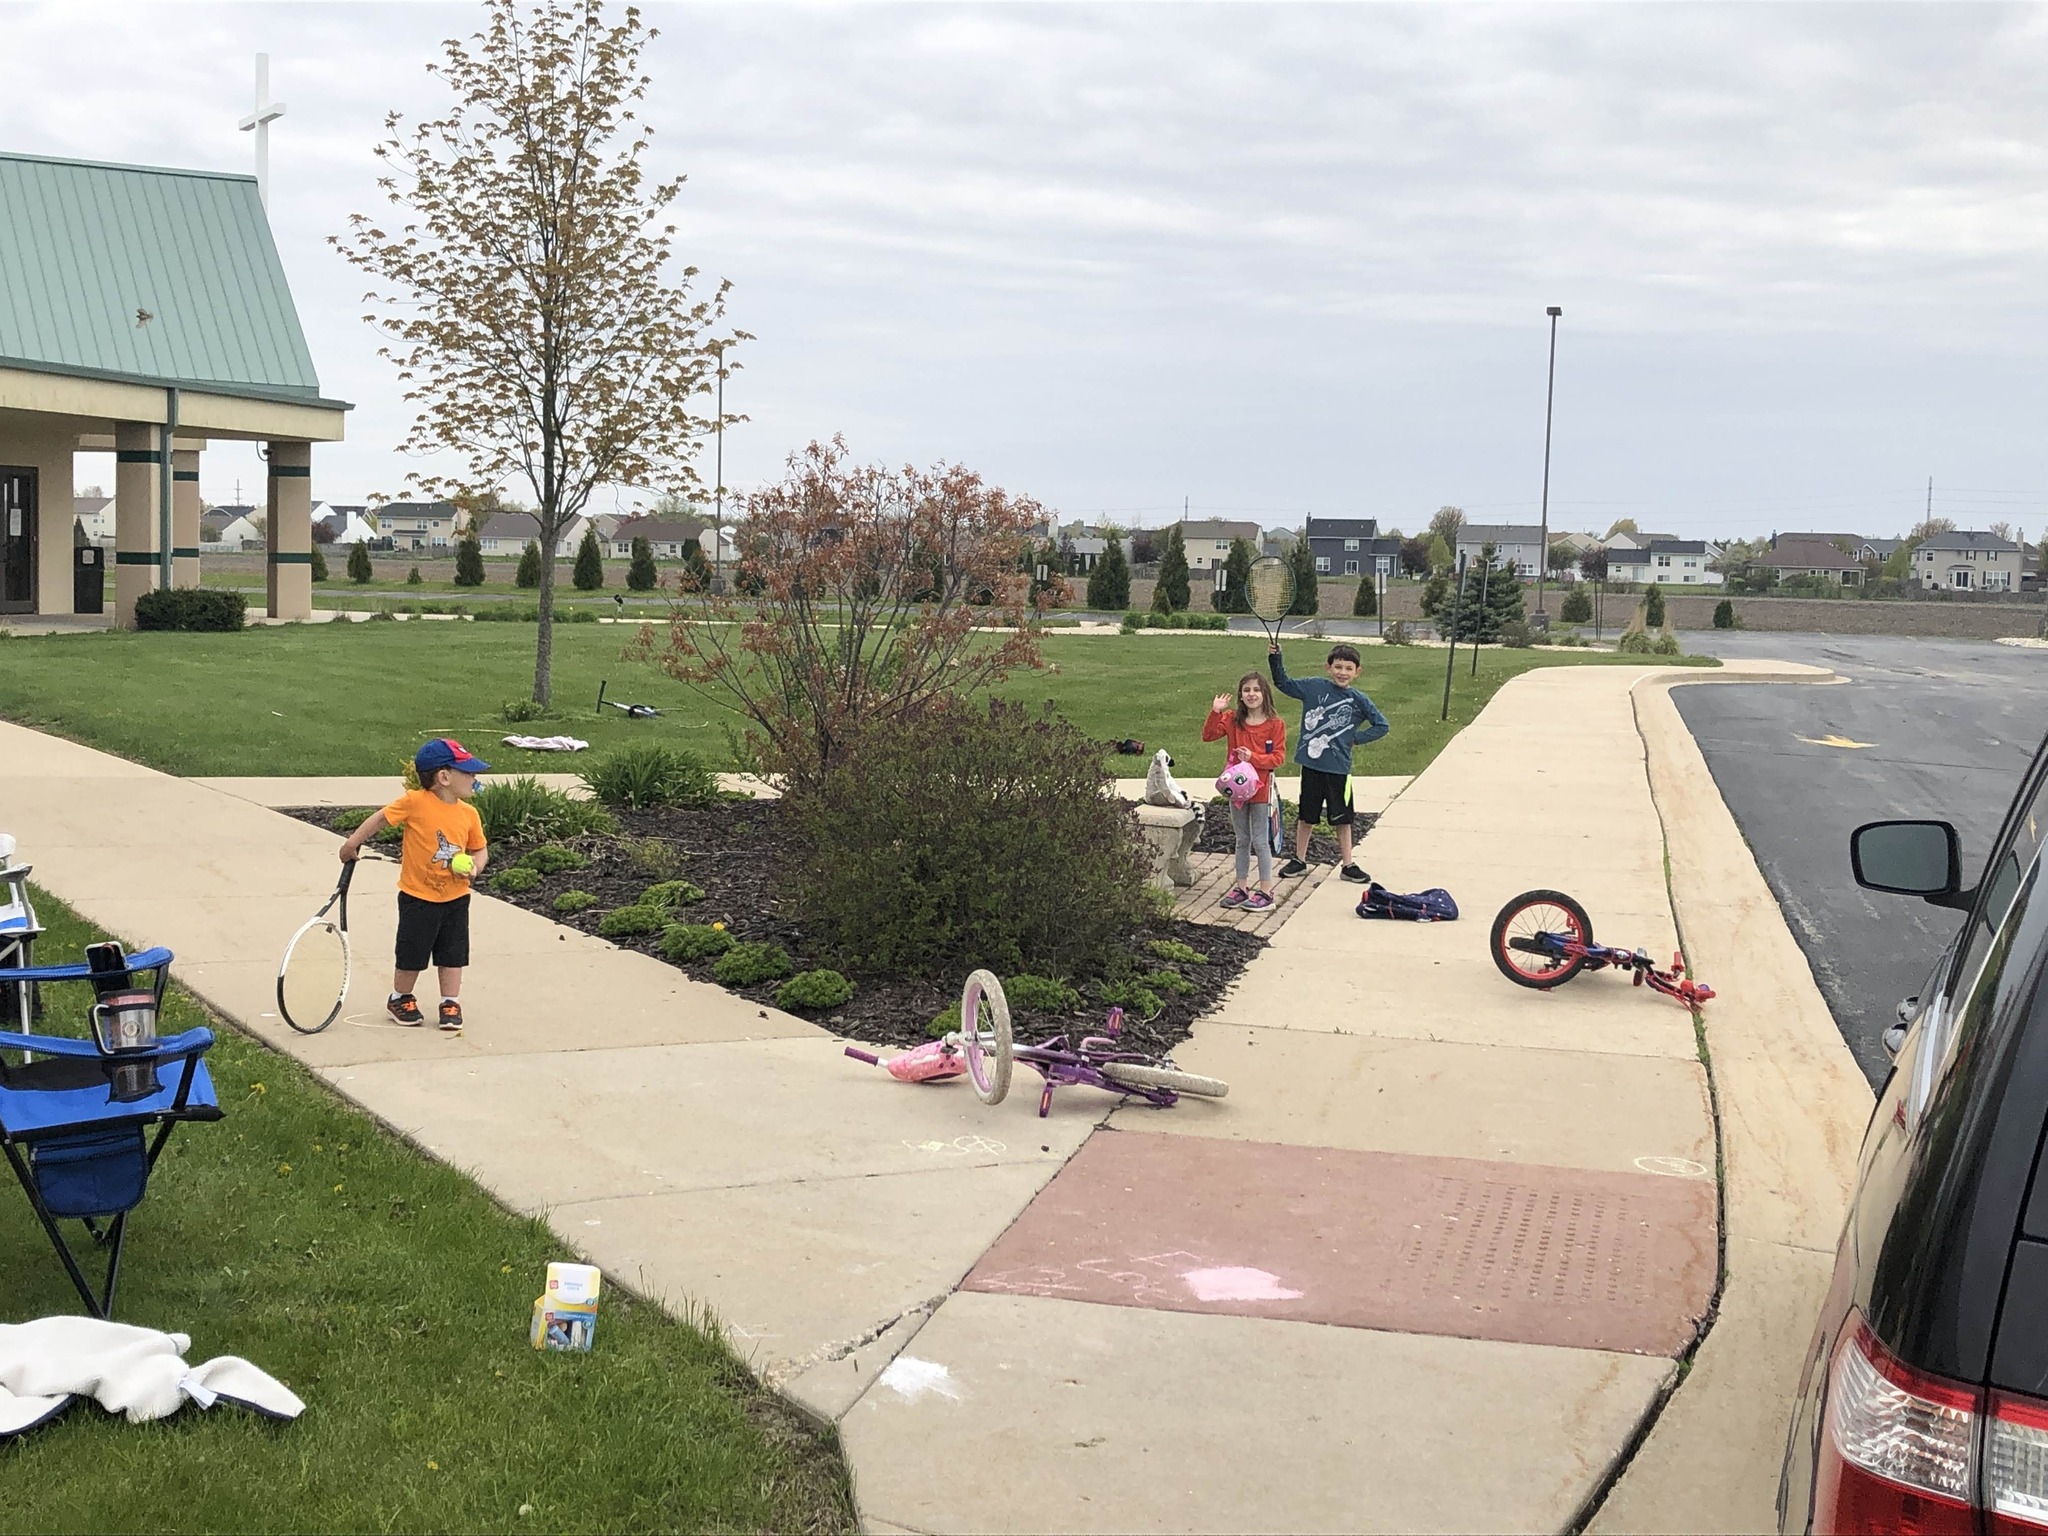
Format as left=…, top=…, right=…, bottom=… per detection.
left=277, top=857, right=370, bottom=1035
left=1246, top=556, right=1296, bottom=645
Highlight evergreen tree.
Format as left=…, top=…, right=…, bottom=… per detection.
left=1427, top=533, right=1452, bottom=573
left=1287, top=534, right=1318, bottom=615
left=1154, top=524, right=1191, bottom=611
left=310, top=545, right=329, bottom=583
left=1420, top=567, right=1451, bottom=618
left=515, top=540, right=542, bottom=588
left=572, top=527, right=605, bottom=590
left=1210, top=537, right=1256, bottom=613
left=348, top=539, right=373, bottom=584
left=1086, top=534, right=1130, bottom=610
left=1644, top=581, right=1667, bottom=629
left=627, top=535, right=658, bottom=591
left=453, top=531, right=485, bottom=587
left=1713, top=598, right=1736, bottom=629
left=1489, top=555, right=1527, bottom=632
left=680, top=541, right=711, bottom=588
left=1352, top=570, right=1377, bottom=617
left=1561, top=585, right=1593, bottom=624
left=1443, top=544, right=1524, bottom=642
left=406, top=565, right=424, bottom=585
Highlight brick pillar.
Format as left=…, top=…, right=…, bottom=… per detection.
left=170, top=448, right=201, bottom=589
left=113, top=422, right=163, bottom=629
left=266, top=441, right=312, bottom=621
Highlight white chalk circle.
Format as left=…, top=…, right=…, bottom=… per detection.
left=1635, top=1155, right=1710, bottom=1178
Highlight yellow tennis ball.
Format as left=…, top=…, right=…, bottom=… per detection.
left=450, top=853, right=475, bottom=876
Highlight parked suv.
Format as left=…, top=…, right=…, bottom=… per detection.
left=1779, top=732, right=2048, bottom=1532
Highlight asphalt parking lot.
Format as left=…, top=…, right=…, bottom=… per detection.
left=1674, top=631, right=2048, bottom=1086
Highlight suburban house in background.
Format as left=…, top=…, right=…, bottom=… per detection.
left=607, top=515, right=703, bottom=560
left=472, top=509, right=588, bottom=557
left=1177, top=517, right=1261, bottom=571
left=1056, top=522, right=1109, bottom=574
left=1455, top=524, right=1548, bottom=576
left=72, top=490, right=112, bottom=546
left=318, top=505, right=383, bottom=549
left=1303, top=516, right=1391, bottom=577
left=1764, top=534, right=1865, bottom=586
left=1643, top=538, right=1721, bottom=587
left=1915, top=529, right=2022, bottom=592
left=377, top=500, right=465, bottom=550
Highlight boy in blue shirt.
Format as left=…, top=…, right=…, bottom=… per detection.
left=1268, top=641, right=1389, bottom=882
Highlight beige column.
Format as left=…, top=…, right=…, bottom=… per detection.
left=171, top=448, right=201, bottom=589
left=265, top=440, right=312, bottom=621
left=113, top=422, right=163, bottom=629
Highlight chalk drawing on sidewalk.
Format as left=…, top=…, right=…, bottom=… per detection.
left=902, top=1135, right=1007, bottom=1157
left=1796, top=733, right=1875, bottom=750
left=1634, top=1155, right=1710, bottom=1178
left=1181, top=1265, right=1305, bottom=1302
left=878, top=1356, right=963, bottom=1403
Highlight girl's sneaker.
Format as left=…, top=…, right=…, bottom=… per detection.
left=1244, top=889, right=1276, bottom=912
left=1220, top=886, right=1249, bottom=908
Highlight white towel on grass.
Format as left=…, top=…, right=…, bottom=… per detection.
left=0, top=1316, right=304, bottom=1437
left=501, top=734, right=590, bottom=752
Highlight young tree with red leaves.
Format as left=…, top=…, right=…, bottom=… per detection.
left=639, top=438, right=1049, bottom=788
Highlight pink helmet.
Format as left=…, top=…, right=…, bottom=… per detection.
left=1215, top=760, right=1263, bottom=807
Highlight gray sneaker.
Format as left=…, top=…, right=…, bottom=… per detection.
left=1243, top=889, right=1275, bottom=912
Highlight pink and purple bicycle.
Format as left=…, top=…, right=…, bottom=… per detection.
left=844, top=970, right=1229, bottom=1117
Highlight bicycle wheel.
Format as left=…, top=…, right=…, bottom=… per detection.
left=960, top=970, right=1012, bottom=1106
left=1490, top=890, right=1593, bottom=990
left=1099, top=1062, right=1230, bottom=1098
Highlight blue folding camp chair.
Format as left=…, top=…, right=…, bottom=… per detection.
left=0, top=943, right=222, bottom=1317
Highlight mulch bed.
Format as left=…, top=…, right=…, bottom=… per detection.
left=285, top=799, right=1267, bottom=1058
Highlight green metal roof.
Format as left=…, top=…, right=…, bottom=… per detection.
left=0, top=151, right=343, bottom=406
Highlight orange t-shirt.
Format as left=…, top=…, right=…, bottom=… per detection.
left=381, top=789, right=486, bottom=903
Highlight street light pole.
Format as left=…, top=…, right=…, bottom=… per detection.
left=712, top=342, right=725, bottom=591
left=1536, top=305, right=1562, bottom=618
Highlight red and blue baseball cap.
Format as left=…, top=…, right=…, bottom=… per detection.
left=415, top=737, right=490, bottom=777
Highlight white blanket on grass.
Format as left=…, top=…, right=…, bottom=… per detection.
left=0, top=1317, right=304, bottom=1437
left=501, top=734, right=590, bottom=752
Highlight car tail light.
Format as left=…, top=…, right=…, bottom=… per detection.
left=1817, top=1317, right=1976, bottom=1533
left=1990, top=1392, right=2048, bottom=1533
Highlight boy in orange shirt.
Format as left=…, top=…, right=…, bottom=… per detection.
left=338, top=738, right=490, bottom=1032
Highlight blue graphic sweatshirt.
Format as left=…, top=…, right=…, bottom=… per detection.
left=1267, top=651, right=1390, bottom=776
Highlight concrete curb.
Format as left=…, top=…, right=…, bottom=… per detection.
left=1584, top=663, right=1872, bottom=1533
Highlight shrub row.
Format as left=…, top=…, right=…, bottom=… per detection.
left=1119, top=610, right=1230, bottom=633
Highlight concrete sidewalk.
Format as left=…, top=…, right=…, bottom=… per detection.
left=0, top=657, right=1861, bottom=1533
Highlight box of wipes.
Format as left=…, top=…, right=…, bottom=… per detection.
left=530, top=1262, right=601, bottom=1352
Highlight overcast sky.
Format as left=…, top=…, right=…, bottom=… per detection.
left=9, top=1, right=2048, bottom=539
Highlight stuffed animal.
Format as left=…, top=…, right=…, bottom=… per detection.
left=1144, top=749, right=1191, bottom=809
left=1215, top=760, right=1263, bottom=807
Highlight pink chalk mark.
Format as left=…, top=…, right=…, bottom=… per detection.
left=1181, top=1265, right=1304, bottom=1303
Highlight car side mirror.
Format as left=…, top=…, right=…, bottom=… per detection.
left=1851, top=820, right=1971, bottom=909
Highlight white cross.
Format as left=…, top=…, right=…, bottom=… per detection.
left=238, top=53, right=285, bottom=213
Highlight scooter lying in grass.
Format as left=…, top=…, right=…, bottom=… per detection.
left=1488, top=889, right=1714, bottom=1007
left=844, top=971, right=1228, bottom=1116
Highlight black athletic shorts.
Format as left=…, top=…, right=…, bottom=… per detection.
left=1297, top=766, right=1354, bottom=827
left=395, top=892, right=471, bottom=971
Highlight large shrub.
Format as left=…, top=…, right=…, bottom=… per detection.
left=1713, top=598, right=1736, bottom=629
left=627, top=536, right=658, bottom=591
left=780, top=698, right=1154, bottom=978
left=1561, top=586, right=1593, bottom=624
left=516, top=541, right=542, bottom=588
left=1351, top=573, right=1376, bottom=617
left=348, top=540, right=373, bottom=583
left=1153, top=525, right=1190, bottom=612
left=310, top=545, right=329, bottom=582
left=640, top=439, right=1046, bottom=791
left=1086, top=534, right=1130, bottom=611
left=453, top=531, right=485, bottom=586
left=134, top=588, right=246, bottom=632
left=1287, top=534, right=1318, bottom=616
left=1644, top=582, right=1667, bottom=629
left=573, top=527, right=605, bottom=590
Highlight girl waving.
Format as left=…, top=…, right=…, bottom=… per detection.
left=1203, top=673, right=1288, bottom=911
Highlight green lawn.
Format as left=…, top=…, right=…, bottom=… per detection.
left=0, top=622, right=1709, bottom=779
left=0, top=889, right=854, bottom=1533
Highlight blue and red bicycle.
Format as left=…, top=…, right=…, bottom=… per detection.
left=1489, top=889, right=1714, bottom=1007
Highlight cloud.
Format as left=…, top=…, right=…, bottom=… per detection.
left=6, top=1, right=2048, bottom=536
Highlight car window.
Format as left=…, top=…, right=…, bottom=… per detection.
left=1919, top=767, right=2048, bottom=1110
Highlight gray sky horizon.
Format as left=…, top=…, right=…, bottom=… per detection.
left=8, top=1, right=2048, bottom=542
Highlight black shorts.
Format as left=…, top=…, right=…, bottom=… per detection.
left=395, top=892, right=471, bottom=971
left=1296, top=766, right=1354, bottom=827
